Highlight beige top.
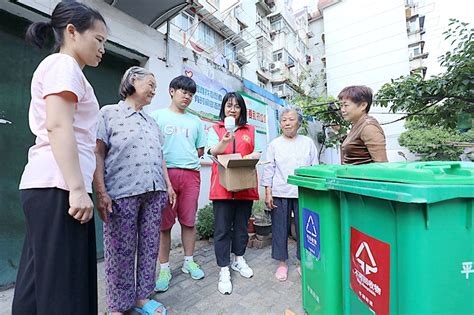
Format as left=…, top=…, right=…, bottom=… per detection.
left=341, top=114, right=388, bottom=165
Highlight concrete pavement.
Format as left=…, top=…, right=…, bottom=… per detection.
left=0, top=239, right=304, bottom=314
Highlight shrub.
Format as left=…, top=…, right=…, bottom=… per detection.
left=251, top=200, right=266, bottom=216
left=252, top=199, right=271, bottom=225
left=196, top=203, right=214, bottom=240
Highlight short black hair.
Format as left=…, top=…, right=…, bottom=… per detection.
left=338, top=85, right=373, bottom=113
left=169, top=75, right=197, bottom=94
left=219, top=92, right=248, bottom=126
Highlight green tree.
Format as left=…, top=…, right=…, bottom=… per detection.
left=292, top=72, right=350, bottom=150
left=376, top=19, right=473, bottom=160
left=398, top=120, right=473, bottom=161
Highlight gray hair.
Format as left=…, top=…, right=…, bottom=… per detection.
left=279, top=107, right=303, bottom=126
left=119, top=66, right=154, bottom=100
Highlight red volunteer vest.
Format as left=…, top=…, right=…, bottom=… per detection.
left=209, top=122, right=259, bottom=200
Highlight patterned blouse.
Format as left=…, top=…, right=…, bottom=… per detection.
left=97, top=100, right=167, bottom=199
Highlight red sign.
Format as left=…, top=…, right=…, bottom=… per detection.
left=350, top=227, right=390, bottom=314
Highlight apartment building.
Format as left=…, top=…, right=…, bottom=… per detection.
left=160, top=0, right=254, bottom=78
left=405, top=0, right=429, bottom=77
left=163, top=0, right=314, bottom=100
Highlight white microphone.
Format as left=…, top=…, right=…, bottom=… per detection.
left=224, top=116, right=235, bottom=133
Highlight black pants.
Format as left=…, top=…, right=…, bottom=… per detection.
left=12, top=188, right=97, bottom=315
left=271, top=197, right=300, bottom=261
left=213, top=200, right=253, bottom=267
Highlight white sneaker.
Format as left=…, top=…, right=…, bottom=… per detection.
left=218, top=267, right=232, bottom=295
left=231, top=258, right=254, bottom=278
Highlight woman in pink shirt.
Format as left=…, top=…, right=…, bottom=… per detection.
left=13, top=2, right=107, bottom=314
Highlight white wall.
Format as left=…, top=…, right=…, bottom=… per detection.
left=323, top=0, right=410, bottom=94
left=323, top=0, right=411, bottom=162
left=422, top=0, right=474, bottom=77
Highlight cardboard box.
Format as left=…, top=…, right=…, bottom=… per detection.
left=210, top=153, right=259, bottom=192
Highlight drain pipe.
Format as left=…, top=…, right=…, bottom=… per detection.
left=165, top=20, right=170, bottom=67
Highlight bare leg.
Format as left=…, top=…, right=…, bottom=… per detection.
left=278, top=260, right=288, bottom=268
left=158, top=229, right=171, bottom=263
left=181, top=224, right=196, bottom=256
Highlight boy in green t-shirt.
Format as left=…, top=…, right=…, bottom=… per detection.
left=150, top=76, right=207, bottom=292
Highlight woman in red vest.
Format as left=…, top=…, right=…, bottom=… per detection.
left=208, top=92, right=261, bottom=295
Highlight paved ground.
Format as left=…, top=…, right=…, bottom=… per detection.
left=0, top=239, right=304, bottom=315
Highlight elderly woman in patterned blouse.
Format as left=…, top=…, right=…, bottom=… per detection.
left=93, top=67, right=175, bottom=315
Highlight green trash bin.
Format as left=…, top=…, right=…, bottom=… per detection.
left=326, top=161, right=474, bottom=314
left=288, top=165, right=346, bottom=315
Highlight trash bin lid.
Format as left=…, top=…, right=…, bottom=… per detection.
left=335, top=161, right=474, bottom=185
left=289, top=165, right=348, bottom=191
left=294, top=164, right=347, bottom=179
left=287, top=175, right=328, bottom=190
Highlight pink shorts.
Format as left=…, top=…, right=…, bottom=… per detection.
left=160, top=168, right=201, bottom=231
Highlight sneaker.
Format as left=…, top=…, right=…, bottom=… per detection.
left=231, top=258, right=254, bottom=278
left=154, top=269, right=172, bottom=292
left=218, top=267, right=232, bottom=295
left=182, top=261, right=205, bottom=280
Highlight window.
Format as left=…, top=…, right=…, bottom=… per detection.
left=287, top=55, right=295, bottom=66
left=224, top=40, right=236, bottom=61
left=271, top=19, right=282, bottom=31
left=272, top=83, right=297, bottom=98
left=273, top=84, right=284, bottom=93
left=198, top=23, right=217, bottom=47
left=256, top=11, right=270, bottom=34
left=407, top=20, right=417, bottom=33
left=297, top=16, right=307, bottom=30
left=174, top=12, right=194, bottom=31
left=273, top=51, right=283, bottom=62
left=410, top=45, right=422, bottom=58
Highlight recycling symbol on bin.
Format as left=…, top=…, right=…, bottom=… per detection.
left=355, top=241, right=378, bottom=275
left=305, top=215, right=318, bottom=240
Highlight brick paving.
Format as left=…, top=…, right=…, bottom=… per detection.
left=0, top=239, right=304, bottom=315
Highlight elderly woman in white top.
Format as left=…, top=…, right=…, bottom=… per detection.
left=261, top=108, right=318, bottom=281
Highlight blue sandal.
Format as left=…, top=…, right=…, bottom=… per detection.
left=134, top=300, right=167, bottom=315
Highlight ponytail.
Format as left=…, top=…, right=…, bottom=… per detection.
left=25, top=21, right=52, bottom=49
left=24, top=1, right=106, bottom=51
